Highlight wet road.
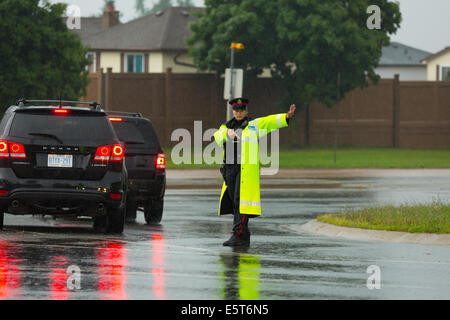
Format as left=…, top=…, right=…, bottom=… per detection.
left=0, top=172, right=449, bottom=300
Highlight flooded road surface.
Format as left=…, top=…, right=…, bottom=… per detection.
left=0, top=171, right=449, bottom=300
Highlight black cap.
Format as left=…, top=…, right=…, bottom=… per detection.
left=229, top=97, right=249, bottom=110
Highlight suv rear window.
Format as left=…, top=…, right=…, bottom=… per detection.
left=111, top=120, right=159, bottom=150
left=9, top=113, right=114, bottom=142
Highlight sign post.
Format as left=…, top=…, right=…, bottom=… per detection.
left=225, top=43, right=245, bottom=121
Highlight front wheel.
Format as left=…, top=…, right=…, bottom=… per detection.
left=144, top=198, right=163, bottom=224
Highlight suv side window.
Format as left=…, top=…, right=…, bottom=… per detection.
left=111, top=119, right=160, bottom=150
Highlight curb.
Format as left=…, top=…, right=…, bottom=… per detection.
left=281, top=219, right=450, bottom=246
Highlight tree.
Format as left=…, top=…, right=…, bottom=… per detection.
left=187, top=0, right=401, bottom=127
left=135, top=0, right=148, bottom=17
left=0, top=0, right=90, bottom=111
left=149, top=0, right=173, bottom=13
left=91, top=0, right=111, bottom=17
left=135, top=0, right=172, bottom=16
left=135, top=0, right=195, bottom=17
left=176, top=0, right=195, bottom=6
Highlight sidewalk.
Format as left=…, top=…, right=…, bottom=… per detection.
left=165, top=168, right=450, bottom=189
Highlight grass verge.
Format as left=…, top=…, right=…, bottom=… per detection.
left=164, top=146, right=450, bottom=169
left=276, top=146, right=450, bottom=168
left=317, top=201, right=450, bottom=234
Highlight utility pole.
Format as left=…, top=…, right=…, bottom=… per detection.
left=334, top=72, right=341, bottom=164
left=226, top=42, right=245, bottom=121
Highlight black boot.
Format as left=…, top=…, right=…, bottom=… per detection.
left=222, top=230, right=251, bottom=247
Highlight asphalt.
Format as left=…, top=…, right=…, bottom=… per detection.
left=166, top=168, right=450, bottom=245
left=165, top=168, right=450, bottom=189
left=1, top=168, right=449, bottom=299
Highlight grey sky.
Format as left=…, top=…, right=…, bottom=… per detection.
left=49, top=0, right=449, bottom=53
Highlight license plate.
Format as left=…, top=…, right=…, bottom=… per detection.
left=48, top=154, right=73, bottom=168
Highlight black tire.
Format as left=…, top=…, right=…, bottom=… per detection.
left=93, top=214, right=108, bottom=233
left=107, top=205, right=126, bottom=234
left=0, top=213, right=4, bottom=230
left=93, top=205, right=126, bottom=234
left=144, top=198, right=163, bottom=224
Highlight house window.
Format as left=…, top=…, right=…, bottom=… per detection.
left=441, top=66, right=450, bottom=81
left=125, top=54, right=144, bottom=73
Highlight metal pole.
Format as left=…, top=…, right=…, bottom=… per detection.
left=226, top=47, right=235, bottom=121
left=334, top=72, right=341, bottom=164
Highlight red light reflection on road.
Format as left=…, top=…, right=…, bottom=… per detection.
left=0, top=242, right=21, bottom=299
left=49, top=256, right=69, bottom=300
left=97, top=242, right=127, bottom=300
left=150, top=234, right=165, bottom=299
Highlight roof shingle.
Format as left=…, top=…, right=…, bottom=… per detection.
left=66, top=17, right=104, bottom=44
left=84, top=7, right=200, bottom=51
left=379, top=42, right=431, bottom=66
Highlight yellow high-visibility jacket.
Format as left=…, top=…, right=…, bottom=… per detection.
left=214, top=113, right=289, bottom=216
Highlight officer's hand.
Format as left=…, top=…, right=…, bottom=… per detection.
left=286, top=104, right=296, bottom=119
left=227, top=129, right=240, bottom=139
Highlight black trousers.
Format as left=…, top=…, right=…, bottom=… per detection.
left=225, top=164, right=249, bottom=235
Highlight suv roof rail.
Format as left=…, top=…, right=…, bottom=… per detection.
left=106, top=111, right=143, bottom=118
left=16, top=98, right=103, bottom=111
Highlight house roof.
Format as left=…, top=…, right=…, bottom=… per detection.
left=421, top=46, right=450, bottom=63
left=84, top=7, right=201, bottom=51
left=66, top=17, right=104, bottom=44
left=379, top=42, right=431, bottom=66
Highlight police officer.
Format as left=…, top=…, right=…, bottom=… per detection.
left=214, top=98, right=296, bottom=247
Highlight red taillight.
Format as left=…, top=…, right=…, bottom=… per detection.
left=0, top=141, right=8, bottom=158
left=111, top=145, right=124, bottom=162
left=53, top=109, right=70, bottom=115
left=9, top=142, right=26, bottom=158
left=108, top=117, right=123, bottom=122
left=0, top=140, right=26, bottom=159
left=94, top=145, right=111, bottom=161
left=94, top=144, right=124, bottom=162
left=109, top=193, right=122, bottom=200
left=155, top=153, right=165, bottom=170
left=0, top=190, right=8, bottom=196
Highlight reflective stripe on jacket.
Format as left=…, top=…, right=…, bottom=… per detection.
left=214, top=113, right=289, bottom=216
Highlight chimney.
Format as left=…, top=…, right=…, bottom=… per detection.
left=103, top=1, right=120, bottom=30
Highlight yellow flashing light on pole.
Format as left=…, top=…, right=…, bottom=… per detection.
left=230, top=42, right=245, bottom=50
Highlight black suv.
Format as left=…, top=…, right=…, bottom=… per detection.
left=0, top=99, right=127, bottom=233
left=107, top=112, right=165, bottom=224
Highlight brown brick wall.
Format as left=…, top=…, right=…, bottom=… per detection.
left=82, top=69, right=450, bottom=148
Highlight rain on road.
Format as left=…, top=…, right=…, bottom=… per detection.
left=0, top=171, right=449, bottom=300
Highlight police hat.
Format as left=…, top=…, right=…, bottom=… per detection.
left=229, top=98, right=249, bottom=110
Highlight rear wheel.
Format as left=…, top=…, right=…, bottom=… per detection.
left=93, top=215, right=108, bottom=233
left=144, top=198, right=164, bottom=224
left=93, top=205, right=126, bottom=234
left=107, top=205, right=126, bottom=234
left=0, top=213, right=4, bottom=230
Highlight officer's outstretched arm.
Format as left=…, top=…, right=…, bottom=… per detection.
left=249, top=113, right=289, bottom=138
left=214, top=124, right=228, bottom=146
left=250, top=104, right=295, bottom=138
